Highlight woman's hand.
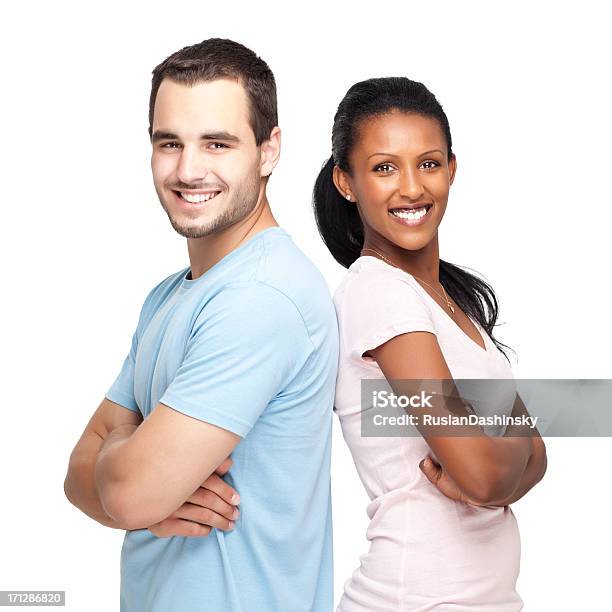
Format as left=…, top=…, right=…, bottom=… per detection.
left=419, top=455, right=485, bottom=506
left=147, top=457, right=240, bottom=538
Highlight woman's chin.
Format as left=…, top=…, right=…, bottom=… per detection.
left=384, top=228, right=436, bottom=252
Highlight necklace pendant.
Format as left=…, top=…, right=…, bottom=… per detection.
left=448, top=303, right=455, bottom=313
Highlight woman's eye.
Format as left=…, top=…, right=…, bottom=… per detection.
left=374, top=163, right=394, bottom=173
left=421, top=160, right=440, bottom=169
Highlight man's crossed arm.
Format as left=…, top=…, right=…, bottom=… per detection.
left=94, top=402, right=240, bottom=530
left=65, top=398, right=241, bottom=535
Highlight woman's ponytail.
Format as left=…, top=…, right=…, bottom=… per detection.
left=313, top=156, right=363, bottom=268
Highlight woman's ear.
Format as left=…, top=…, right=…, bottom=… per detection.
left=333, top=165, right=355, bottom=202
left=448, top=153, right=457, bottom=185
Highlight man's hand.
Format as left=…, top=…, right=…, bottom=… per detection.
left=419, top=455, right=484, bottom=506
left=147, top=457, right=240, bottom=538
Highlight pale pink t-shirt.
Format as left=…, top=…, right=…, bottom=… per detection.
left=333, top=256, right=523, bottom=612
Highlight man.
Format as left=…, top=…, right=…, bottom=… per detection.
left=64, top=38, right=338, bottom=612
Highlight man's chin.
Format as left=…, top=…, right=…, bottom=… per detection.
left=162, top=206, right=215, bottom=239
left=169, top=220, right=216, bottom=239
left=160, top=188, right=259, bottom=240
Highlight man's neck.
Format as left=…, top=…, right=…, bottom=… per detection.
left=186, top=196, right=279, bottom=281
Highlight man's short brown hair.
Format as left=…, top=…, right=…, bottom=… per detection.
left=148, top=38, right=277, bottom=145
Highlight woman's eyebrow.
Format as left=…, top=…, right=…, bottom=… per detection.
left=367, top=151, right=399, bottom=160
left=367, top=148, right=444, bottom=160
left=419, top=148, right=444, bottom=157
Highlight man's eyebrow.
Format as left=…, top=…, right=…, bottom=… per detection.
left=199, top=131, right=241, bottom=143
left=151, top=130, right=241, bottom=143
left=367, top=148, right=445, bottom=160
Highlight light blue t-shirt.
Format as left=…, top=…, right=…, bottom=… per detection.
left=105, top=227, right=338, bottom=612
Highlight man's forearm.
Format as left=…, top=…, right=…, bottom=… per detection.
left=93, top=425, right=139, bottom=524
left=64, top=429, right=131, bottom=530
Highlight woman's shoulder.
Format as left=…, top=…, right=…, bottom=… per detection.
left=332, top=256, right=439, bottom=362
left=333, top=256, right=436, bottom=326
left=334, top=256, right=426, bottom=303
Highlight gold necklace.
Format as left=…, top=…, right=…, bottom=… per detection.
left=360, top=248, right=455, bottom=314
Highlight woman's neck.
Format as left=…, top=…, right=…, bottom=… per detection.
left=361, top=234, right=441, bottom=285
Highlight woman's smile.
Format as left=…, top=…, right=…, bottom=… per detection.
left=388, top=203, right=434, bottom=227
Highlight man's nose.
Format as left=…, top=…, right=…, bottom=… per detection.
left=176, top=146, right=209, bottom=185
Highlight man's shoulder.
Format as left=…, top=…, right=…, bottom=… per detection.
left=203, top=260, right=333, bottom=352
left=140, top=268, right=187, bottom=314
left=155, top=267, right=189, bottom=290
left=207, top=280, right=309, bottom=330
left=254, top=229, right=333, bottom=307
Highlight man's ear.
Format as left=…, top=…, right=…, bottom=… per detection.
left=332, top=165, right=355, bottom=202
left=260, top=126, right=281, bottom=177
left=448, top=153, right=457, bottom=185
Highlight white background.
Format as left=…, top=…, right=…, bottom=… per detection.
left=1, top=1, right=610, bottom=610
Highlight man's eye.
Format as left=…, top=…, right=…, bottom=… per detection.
left=421, top=160, right=440, bottom=169
left=374, top=163, right=394, bottom=173
left=161, top=142, right=180, bottom=149
left=209, top=142, right=228, bottom=150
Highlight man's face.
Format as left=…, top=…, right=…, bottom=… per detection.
left=151, top=78, right=263, bottom=238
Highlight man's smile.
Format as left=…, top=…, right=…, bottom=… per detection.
left=172, top=189, right=223, bottom=207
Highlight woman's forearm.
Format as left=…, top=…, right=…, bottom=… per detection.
left=443, top=393, right=540, bottom=504
left=483, top=393, right=548, bottom=506
left=483, top=437, right=547, bottom=506
left=428, top=434, right=532, bottom=505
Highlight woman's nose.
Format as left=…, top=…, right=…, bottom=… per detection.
left=399, top=168, right=425, bottom=199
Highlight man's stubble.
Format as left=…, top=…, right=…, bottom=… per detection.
left=158, top=164, right=262, bottom=239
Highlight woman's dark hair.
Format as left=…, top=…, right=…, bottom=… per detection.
left=313, top=77, right=514, bottom=361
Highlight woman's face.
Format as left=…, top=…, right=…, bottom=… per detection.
left=334, top=111, right=456, bottom=252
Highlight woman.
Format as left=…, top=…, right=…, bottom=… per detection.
left=313, top=77, right=547, bottom=611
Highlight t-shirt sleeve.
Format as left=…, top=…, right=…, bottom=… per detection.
left=104, top=278, right=166, bottom=413
left=339, top=268, right=438, bottom=363
left=158, top=282, right=315, bottom=438
left=105, top=327, right=140, bottom=412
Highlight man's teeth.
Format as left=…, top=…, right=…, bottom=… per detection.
left=179, top=191, right=219, bottom=203
left=390, top=206, right=429, bottom=220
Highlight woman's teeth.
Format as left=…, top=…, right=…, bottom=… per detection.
left=390, top=206, right=429, bottom=220
left=179, top=191, right=219, bottom=203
